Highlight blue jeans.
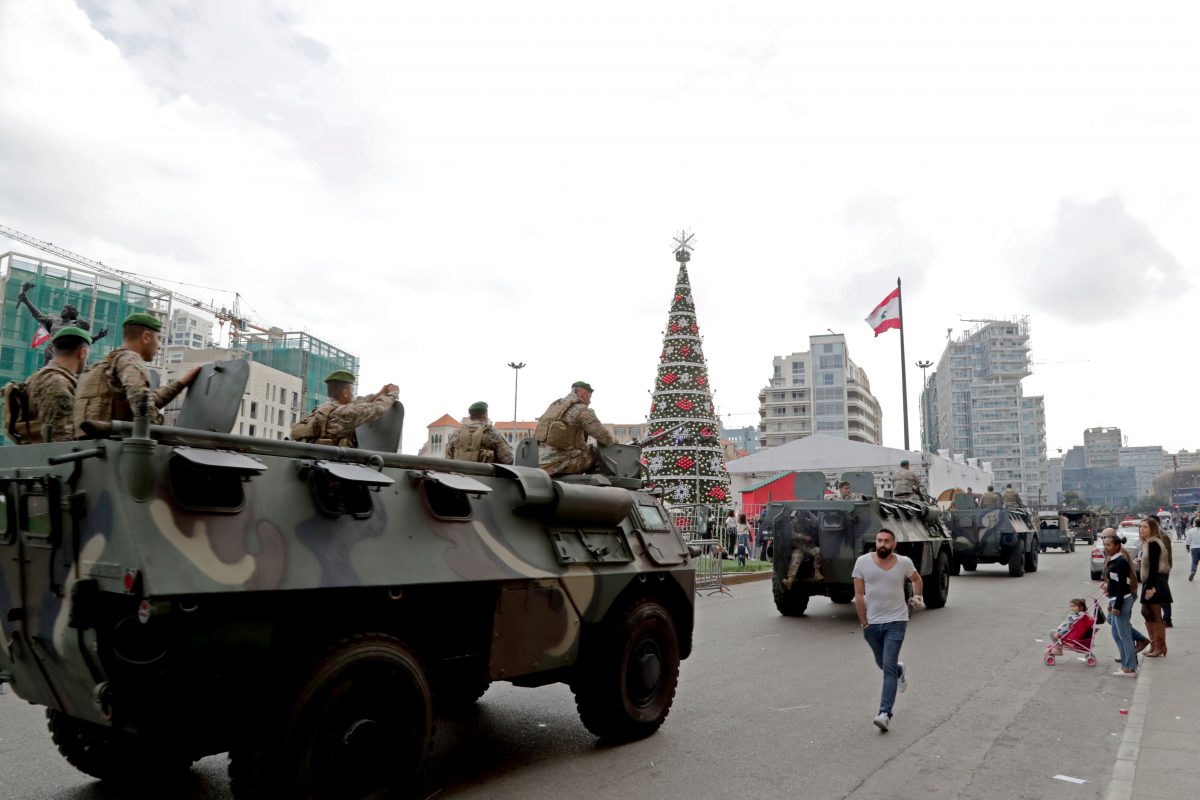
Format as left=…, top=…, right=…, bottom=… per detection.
left=863, top=621, right=907, bottom=716
left=1109, top=595, right=1137, bottom=671
left=1190, top=548, right=1200, bottom=577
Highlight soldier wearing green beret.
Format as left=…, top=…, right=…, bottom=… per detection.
left=22, top=327, right=92, bottom=443
left=290, top=370, right=398, bottom=448
left=533, top=381, right=615, bottom=476
left=444, top=401, right=513, bottom=465
left=73, top=313, right=200, bottom=438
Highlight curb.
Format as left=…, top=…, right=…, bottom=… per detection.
left=1106, top=661, right=1150, bottom=800
left=720, top=570, right=772, bottom=586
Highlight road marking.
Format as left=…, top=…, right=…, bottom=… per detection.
left=1105, top=663, right=1151, bottom=800
left=768, top=705, right=810, bottom=712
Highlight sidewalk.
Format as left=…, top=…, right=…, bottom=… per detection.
left=1108, top=554, right=1200, bottom=800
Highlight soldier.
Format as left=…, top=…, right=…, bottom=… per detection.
left=290, top=370, right=398, bottom=448
left=24, top=326, right=91, bottom=443
left=444, top=401, right=513, bottom=464
left=829, top=480, right=864, bottom=501
left=782, top=509, right=825, bottom=589
left=73, top=313, right=199, bottom=437
left=17, top=282, right=108, bottom=366
left=1001, top=483, right=1024, bottom=509
left=890, top=459, right=922, bottom=500
left=978, top=485, right=1002, bottom=509
left=534, top=380, right=615, bottom=477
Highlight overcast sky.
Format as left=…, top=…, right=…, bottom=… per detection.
left=1, top=0, right=1197, bottom=455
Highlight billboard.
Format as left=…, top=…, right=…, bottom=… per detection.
left=1169, top=487, right=1200, bottom=506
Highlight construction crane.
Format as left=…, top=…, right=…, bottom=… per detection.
left=0, top=222, right=271, bottom=346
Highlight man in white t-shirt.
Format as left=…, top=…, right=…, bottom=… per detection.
left=852, top=528, right=924, bottom=732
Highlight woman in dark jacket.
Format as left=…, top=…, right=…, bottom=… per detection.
left=1139, top=517, right=1173, bottom=657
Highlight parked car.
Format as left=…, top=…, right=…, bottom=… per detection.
left=1089, top=543, right=1105, bottom=580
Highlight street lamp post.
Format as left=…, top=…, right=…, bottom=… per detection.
left=507, top=362, right=526, bottom=425
left=915, top=360, right=933, bottom=450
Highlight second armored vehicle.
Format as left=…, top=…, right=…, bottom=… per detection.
left=770, top=471, right=954, bottom=616
left=944, top=492, right=1039, bottom=576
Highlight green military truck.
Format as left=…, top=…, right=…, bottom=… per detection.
left=0, top=368, right=695, bottom=799
left=944, top=493, right=1040, bottom=576
left=770, top=471, right=954, bottom=616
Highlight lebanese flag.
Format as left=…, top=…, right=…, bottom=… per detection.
left=30, top=325, right=51, bottom=348
left=865, top=288, right=901, bottom=336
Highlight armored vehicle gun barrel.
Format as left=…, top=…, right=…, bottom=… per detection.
left=0, top=416, right=696, bottom=797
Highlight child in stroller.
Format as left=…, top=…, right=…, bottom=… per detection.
left=1044, top=597, right=1102, bottom=667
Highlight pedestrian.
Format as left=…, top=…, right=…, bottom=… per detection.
left=757, top=507, right=771, bottom=561
left=1101, top=532, right=1139, bottom=677
left=735, top=513, right=751, bottom=566
left=724, top=510, right=738, bottom=553
left=1186, top=518, right=1200, bottom=582
left=1137, top=517, right=1173, bottom=657
left=852, top=528, right=923, bottom=732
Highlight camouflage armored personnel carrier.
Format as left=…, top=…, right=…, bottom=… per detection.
left=943, top=492, right=1039, bottom=577
left=770, top=471, right=954, bottom=616
left=0, top=368, right=694, bottom=798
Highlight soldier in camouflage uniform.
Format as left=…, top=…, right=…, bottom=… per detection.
left=290, top=369, right=398, bottom=448
left=534, top=381, right=615, bottom=477
left=445, top=401, right=513, bottom=464
left=890, top=459, right=922, bottom=500
left=828, top=480, right=865, bottom=501
left=977, top=485, right=1002, bottom=509
left=73, top=313, right=199, bottom=438
left=782, top=508, right=825, bottom=589
left=1001, top=484, right=1024, bottom=509
left=24, top=326, right=92, bottom=443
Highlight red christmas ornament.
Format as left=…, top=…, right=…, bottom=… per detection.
left=696, top=375, right=706, bottom=386
left=673, top=294, right=682, bottom=302
left=676, top=398, right=694, bottom=411
left=676, top=456, right=695, bottom=469
left=690, top=324, right=698, bottom=334
left=649, top=402, right=656, bottom=412
left=661, top=373, right=678, bottom=385
left=680, top=345, right=691, bottom=357
left=670, top=323, right=680, bottom=333
left=700, top=427, right=713, bottom=437
left=708, top=486, right=727, bottom=500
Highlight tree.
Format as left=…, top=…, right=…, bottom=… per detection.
left=1061, top=491, right=1086, bottom=508
left=642, top=232, right=731, bottom=507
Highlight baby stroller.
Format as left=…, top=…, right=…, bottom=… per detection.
left=1043, top=598, right=1105, bottom=667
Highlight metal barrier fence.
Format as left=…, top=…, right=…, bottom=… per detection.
left=689, top=539, right=732, bottom=596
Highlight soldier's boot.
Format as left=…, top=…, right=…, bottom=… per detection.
left=782, top=577, right=793, bottom=591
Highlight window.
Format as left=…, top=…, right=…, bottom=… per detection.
left=292, top=391, right=299, bottom=408
left=264, top=383, right=270, bottom=399
left=248, top=425, right=256, bottom=436
left=791, top=391, right=805, bottom=400
left=250, top=401, right=258, bottom=419
left=278, top=409, right=285, bottom=426
left=773, top=365, right=782, bottom=378
left=822, top=373, right=835, bottom=385
left=773, top=408, right=787, bottom=416
left=239, top=422, right=244, bottom=435
left=291, top=413, right=297, bottom=425
left=792, top=406, right=805, bottom=414
left=815, top=402, right=842, bottom=416
left=792, top=362, right=804, bottom=373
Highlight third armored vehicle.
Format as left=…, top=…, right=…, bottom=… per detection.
left=944, top=492, right=1039, bottom=576
left=0, top=370, right=694, bottom=798
left=770, top=471, right=954, bottom=616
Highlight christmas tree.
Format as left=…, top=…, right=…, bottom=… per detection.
left=643, top=232, right=732, bottom=507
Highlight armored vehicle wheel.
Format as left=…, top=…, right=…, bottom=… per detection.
left=961, top=559, right=977, bottom=572
left=829, top=586, right=855, bottom=604
left=924, top=551, right=950, bottom=609
left=47, top=710, right=194, bottom=783
left=1024, top=540, right=1039, bottom=573
left=572, top=599, right=680, bottom=742
left=772, top=573, right=809, bottom=616
left=433, top=663, right=491, bottom=711
left=948, top=558, right=961, bottom=576
left=229, top=634, right=432, bottom=800
left=1008, top=542, right=1026, bottom=577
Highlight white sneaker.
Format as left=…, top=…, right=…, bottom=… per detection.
left=873, top=712, right=890, bottom=732
left=897, top=662, right=907, bottom=693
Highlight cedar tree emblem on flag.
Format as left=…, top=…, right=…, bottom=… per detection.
left=865, top=288, right=901, bottom=336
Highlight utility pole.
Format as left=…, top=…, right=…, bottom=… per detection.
left=916, top=360, right=933, bottom=451
left=507, top=362, right=526, bottom=425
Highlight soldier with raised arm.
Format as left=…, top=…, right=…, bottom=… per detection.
left=290, top=369, right=398, bottom=448
left=445, top=401, right=513, bottom=464
left=534, top=380, right=615, bottom=476
left=73, top=313, right=198, bottom=437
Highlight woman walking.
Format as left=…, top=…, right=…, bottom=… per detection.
left=1139, top=517, right=1173, bottom=657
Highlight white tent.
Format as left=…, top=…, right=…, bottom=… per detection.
left=725, top=434, right=993, bottom=500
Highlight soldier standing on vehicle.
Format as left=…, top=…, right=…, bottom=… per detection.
left=534, top=381, right=615, bottom=476
left=444, top=401, right=513, bottom=464
left=853, top=528, right=923, bottom=732
left=978, top=486, right=1002, bottom=509
left=73, top=313, right=199, bottom=438
left=828, top=480, right=863, bottom=501
left=291, top=370, right=398, bottom=448
left=1002, top=484, right=1024, bottom=509
left=890, top=459, right=921, bottom=500
left=24, top=327, right=91, bottom=443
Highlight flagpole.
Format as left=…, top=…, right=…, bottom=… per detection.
left=897, top=276, right=910, bottom=451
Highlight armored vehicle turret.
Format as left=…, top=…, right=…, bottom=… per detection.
left=943, top=492, right=1039, bottom=577
left=770, top=471, right=954, bottom=616
left=0, top=374, right=694, bottom=799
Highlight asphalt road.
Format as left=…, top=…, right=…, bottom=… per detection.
left=0, top=547, right=1133, bottom=800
